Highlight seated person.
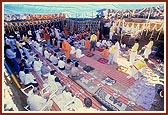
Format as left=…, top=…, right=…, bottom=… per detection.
left=96, top=40, right=101, bottom=48
left=27, top=87, right=53, bottom=111
left=49, top=53, right=58, bottom=66
left=70, top=46, right=76, bottom=54
left=70, top=62, right=83, bottom=80
left=65, top=59, right=72, bottom=72
left=24, top=70, right=38, bottom=87
left=41, top=61, right=51, bottom=78
left=76, top=49, right=84, bottom=58
left=19, top=66, right=25, bottom=85
left=44, top=48, right=51, bottom=59
left=77, top=97, right=97, bottom=111
left=58, top=57, right=65, bottom=70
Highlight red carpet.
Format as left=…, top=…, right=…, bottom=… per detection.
left=80, top=56, right=135, bottom=87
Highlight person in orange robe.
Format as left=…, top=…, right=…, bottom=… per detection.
left=85, top=38, right=90, bottom=50
left=62, top=40, right=72, bottom=60
left=101, top=47, right=109, bottom=58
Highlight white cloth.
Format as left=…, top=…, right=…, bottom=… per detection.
left=70, top=46, right=76, bottom=54
left=106, top=41, right=112, bottom=47
left=55, top=28, right=61, bottom=40
left=130, top=51, right=137, bottom=65
left=76, top=49, right=84, bottom=58
left=37, top=46, right=43, bottom=55
left=36, top=31, right=41, bottom=42
left=27, top=94, right=48, bottom=111
left=19, top=71, right=25, bottom=84
left=144, top=48, right=151, bottom=59
left=24, top=73, right=37, bottom=85
left=6, top=49, right=16, bottom=59
left=96, top=42, right=101, bottom=48
left=28, top=30, right=32, bottom=36
left=58, top=60, right=65, bottom=69
left=102, top=40, right=106, bottom=46
left=33, top=60, right=43, bottom=72
left=114, top=41, right=120, bottom=63
left=44, top=50, right=50, bottom=59
left=50, top=55, right=58, bottom=65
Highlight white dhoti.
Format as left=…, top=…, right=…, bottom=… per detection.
left=144, top=48, right=151, bottom=59
left=130, top=51, right=137, bottom=65
left=114, top=49, right=120, bottom=63
left=109, top=32, right=113, bottom=40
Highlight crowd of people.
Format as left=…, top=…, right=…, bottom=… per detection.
left=4, top=15, right=158, bottom=111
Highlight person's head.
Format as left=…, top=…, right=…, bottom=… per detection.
left=106, top=46, right=108, bottom=49
left=150, top=37, right=154, bottom=41
left=22, top=52, right=26, bottom=56
left=54, top=53, right=57, bottom=57
left=20, top=66, right=24, bottom=71
left=50, top=70, right=56, bottom=75
left=67, top=59, right=71, bottom=64
left=60, top=57, right=64, bottom=61
left=135, top=39, right=139, bottom=43
left=55, top=77, right=60, bottom=83
left=24, top=69, right=29, bottom=74
left=144, top=58, right=148, bottom=63
left=75, top=62, right=79, bottom=67
left=21, top=59, right=26, bottom=63
left=35, top=54, right=39, bottom=58
left=84, top=97, right=92, bottom=108
left=24, top=56, right=28, bottom=60
left=33, top=87, right=40, bottom=95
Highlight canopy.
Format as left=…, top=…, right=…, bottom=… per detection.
left=4, top=3, right=164, bottom=18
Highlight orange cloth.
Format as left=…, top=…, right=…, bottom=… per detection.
left=43, top=30, right=50, bottom=41
left=85, top=40, right=90, bottom=50
left=62, top=41, right=71, bottom=59
left=101, top=48, right=109, bottom=58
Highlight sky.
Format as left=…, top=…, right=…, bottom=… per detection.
left=4, top=3, right=164, bottom=18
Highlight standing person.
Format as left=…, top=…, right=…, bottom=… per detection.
left=109, top=26, right=114, bottom=40
left=5, top=45, right=20, bottom=74
left=85, top=38, right=90, bottom=50
left=43, top=27, right=51, bottom=47
left=113, top=39, right=120, bottom=64
left=129, top=39, right=139, bottom=65
left=90, top=34, right=97, bottom=51
left=107, top=43, right=116, bottom=65
left=62, top=40, right=72, bottom=60
left=143, top=37, right=154, bottom=59
left=127, top=58, right=148, bottom=80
